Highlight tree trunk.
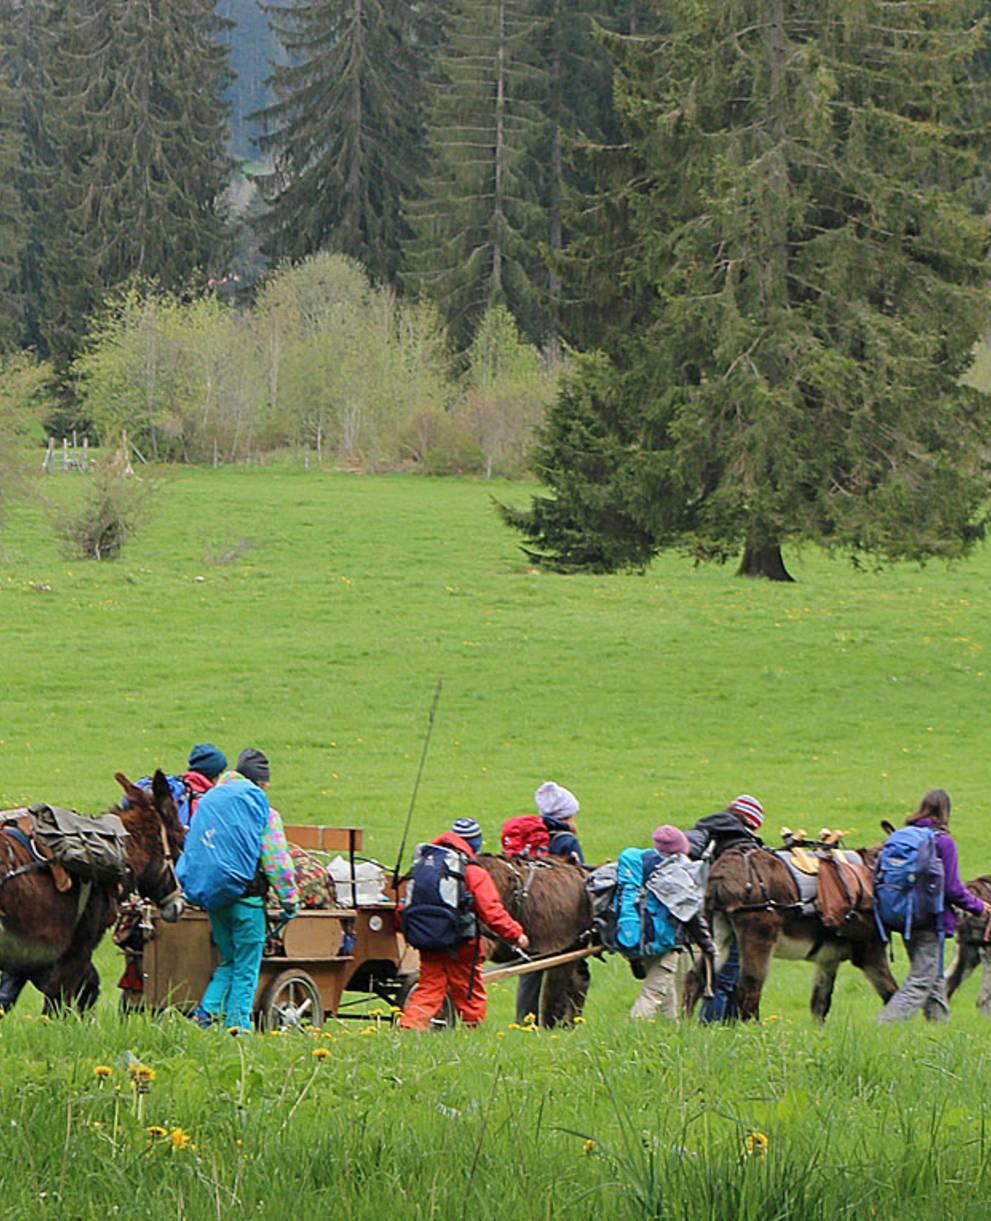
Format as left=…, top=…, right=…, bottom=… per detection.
left=737, top=543, right=794, bottom=581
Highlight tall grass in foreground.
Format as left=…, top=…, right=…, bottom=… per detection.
left=0, top=1003, right=988, bottom=1220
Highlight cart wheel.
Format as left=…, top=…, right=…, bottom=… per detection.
left=258, top=970, right=323, bottom=1032
left=395, top=973, right=457, bottom=1028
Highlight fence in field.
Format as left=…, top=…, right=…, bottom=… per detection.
left=42, top=436, right=93, bottom=473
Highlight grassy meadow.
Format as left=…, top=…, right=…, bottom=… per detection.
left=2, top=461, right=991, bottom=1217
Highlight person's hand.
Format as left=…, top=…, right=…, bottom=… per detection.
left=982, top=901, right=991, bottom=917
left=516, top=933, right=529, bottom=950
left=282, top=903, right=299, bottom=920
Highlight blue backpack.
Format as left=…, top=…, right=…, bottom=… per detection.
left=401, top=843, right=477, bottom=951
left=873, top=826, right=945, bottom=941
left=615, top=847, right=678, bottom=958
left=175, top=779, right=269, bottom=910
left=125, top=774, right=194, bottom=828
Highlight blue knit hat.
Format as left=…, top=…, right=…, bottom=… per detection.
left=452, top=817, right=483, bottom=849
left=187, top=743, right=227, bottom=781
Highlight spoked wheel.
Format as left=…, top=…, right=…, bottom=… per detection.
left=258, top=969, right=323, bottom=1032
left=395, top=973, right=457, bottom=1028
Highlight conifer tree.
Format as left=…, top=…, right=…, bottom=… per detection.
left=254, top=0, right=429, bottom=286
left=0, top=14, right=25, bottom=350
left=38, top=0, right=233, bottom=376
left=403, top=0, right=548, bottom=349
left=503, top=0, right=991, bottom=578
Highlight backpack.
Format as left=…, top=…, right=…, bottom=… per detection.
left=643, top=853, right=707, bottom=923
left=873, top=826, right=945, bottom=940
left=401, top=843, right=477, bottom=951
left=30, top=803, right=130, bottom=884
left=616, top=847, right=678, bottom=958
left=501, top=815, right=551, bottom=858
left=586, top=861, right=620, bottom=952
left=124, top=774, right=194, bottom=828
left=175, top=779, right=269, bottom=910
left=815, top=852, right=876, bottom=940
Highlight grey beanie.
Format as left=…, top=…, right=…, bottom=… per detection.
left=236, top=747, right=270, bottom=785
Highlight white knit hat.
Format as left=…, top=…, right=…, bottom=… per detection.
left=534, top=781, right=580, bottom=819
left=729, top=794, right=764, bottom=831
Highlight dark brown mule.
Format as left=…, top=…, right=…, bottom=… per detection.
left=0, top=770, right=185, bottom=1012
left=478, top=855, right=593, bottom=1027
left=685, top=844, right=897, bottom=1021
left=945, top=876, right=991, bottom=1016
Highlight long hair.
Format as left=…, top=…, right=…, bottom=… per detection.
left=906, top=788, right=951, bottom=829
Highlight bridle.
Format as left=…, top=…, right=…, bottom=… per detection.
left=138, top=817, right=183, bottom=911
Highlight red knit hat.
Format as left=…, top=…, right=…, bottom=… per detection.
left=729, top=794, right=764, bottom=831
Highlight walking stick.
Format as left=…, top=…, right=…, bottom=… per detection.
left=391, top=678, right=443, bottom=891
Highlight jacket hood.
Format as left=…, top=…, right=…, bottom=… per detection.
left=433, top=830, right=478, bottom=858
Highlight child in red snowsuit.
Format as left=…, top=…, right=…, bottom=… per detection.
left=399, top=818, right=529, bottom=1029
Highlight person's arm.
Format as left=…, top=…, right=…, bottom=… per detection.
left=938, top=834, right=986, bottom=916
left=466, top=863, right=526, bottom=944
left=259, top=807, right=299, bottom=910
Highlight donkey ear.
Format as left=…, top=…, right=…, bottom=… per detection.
left=115, top=771, right=144, bottom=803
left=880, top=819, right=896, bottom=837
left=151, top=769, right=175, bottom=811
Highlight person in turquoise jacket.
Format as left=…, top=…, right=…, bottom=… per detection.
left=186, top=748, right=298, bottom=1032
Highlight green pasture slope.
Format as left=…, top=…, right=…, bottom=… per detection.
left=2, top=464, right=991, bottom=1218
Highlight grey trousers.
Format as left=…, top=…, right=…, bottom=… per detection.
left=877, top=929, right=949, bottom=1023
left=630, top=950, right=680, bottom=1021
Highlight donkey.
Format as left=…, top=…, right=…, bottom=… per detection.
left=945, top=876, right=991, bottom=1015
left=478, top=854, right=593, bottom=1027
left=0, top=770, right=184, bottom=1012
left=685, top=843, right=897, bottom=1022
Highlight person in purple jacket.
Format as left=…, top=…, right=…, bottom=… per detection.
left=878, top=789, right=991, bottom=1023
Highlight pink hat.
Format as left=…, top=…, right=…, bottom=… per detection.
left=652, top=824, right=690, bottom=855
left=729, top=794, right=764, bottom=831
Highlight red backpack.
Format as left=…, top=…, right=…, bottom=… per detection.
left=501, top=815, right=551, bottom=857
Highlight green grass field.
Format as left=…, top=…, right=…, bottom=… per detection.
left=2, top=463, right=991, bottom=1217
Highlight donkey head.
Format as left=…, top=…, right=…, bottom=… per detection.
left=114, top=770, right=186, bottom=922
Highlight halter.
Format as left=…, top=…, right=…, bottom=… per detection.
left=140, top=817, right=183, bottom=912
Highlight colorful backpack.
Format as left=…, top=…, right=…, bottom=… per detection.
left=615, top=847, right=678, bottom=958
left=873, top=826, right=945, bottom=940
left=501, top=815, right=551, bottom=858
left=175, top=779, right=269, bottom=910
left=401, top=843, right=477, bottom=950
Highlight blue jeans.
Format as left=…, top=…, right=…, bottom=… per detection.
left=700, top=939, right=740, bottom=1023
left=200, top=899, right=267, bottom=1032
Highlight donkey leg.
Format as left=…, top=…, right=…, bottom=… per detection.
left=975, top=950, right=991, bottom=1017
left=734, top=918, right=778, bottom=1022
left=945, top=940, right=977, bottom=1001
left=852, top=941, right=899, bottom=1007
left=809, top=960, right=839, bottom=1022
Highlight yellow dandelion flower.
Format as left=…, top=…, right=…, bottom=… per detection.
left=582, top=1139, right=596, bottom=1156
left=496, top=1031, right=507, bottom=1038
left=147, top=1126, right=168, bottom=1139
left=130, top=1064, right=156, bottom=1084
left=169, top=1128, right=191, bottom=1150
left=523, top=1012, right=537, bottom=1024
left=313, top=1047, right=332, bottom=1060
left=93, top=1065, right=113, bottom=1079
left=573, top=1016, right=587, bottom=1025
left=745, top=1131, right=769, bottom=1159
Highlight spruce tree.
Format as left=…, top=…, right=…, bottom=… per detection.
left=254, top=0, right=429, bottom=286
left=504, top=0, right=991, bottom=578
left=38, top=0, right=233, bottom=377
left=0, top=12, right=25, bottom=350
left=403, top=0, right=548, bottom=349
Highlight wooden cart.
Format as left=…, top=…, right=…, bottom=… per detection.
left=120, top=825, right=428, bottom=1030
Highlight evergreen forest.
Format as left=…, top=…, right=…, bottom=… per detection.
left=4, top=0, right=991, bottom=577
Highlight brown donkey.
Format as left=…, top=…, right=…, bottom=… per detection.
left=686, top=843, right=897, bottom=1021
left=945, top=876, right=991, bottom=1015
left=0, top=770, right=185, bottom=1012
left=478, top=854, right=593, bottom=1027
